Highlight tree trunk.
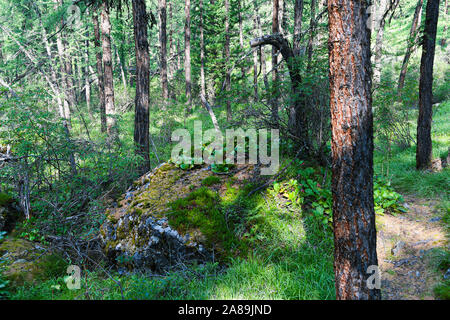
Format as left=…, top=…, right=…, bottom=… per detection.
left=101, top=1, right=116, bottom=137
left=293, top=0, right=304, bottom=55
left=328, top=0, right=381, bottom=300
left=93, top=13, right=106, bottom=133
left=253, top=6, right=260, bottom=102
left=440, top=0, right=448, bottom=47
left=306, top=0, right=316, bottom=70
left=373, top=0, right=389, bottom=85
left=168, top=1, right=175, bottom=82
left=398, top=0, right=424, bottom=93
left=132, top=0, right=151, bottom=173
left=271, top=0, right=280, bottom=125
left=225, top=0, right=232, bottom=121
left=199, top=0, right=207, bottom=105
left=54, top=0, right=72, bottom=129
left=84, top=30, right=92, bottom=120
left=159, top=0, right=169, bottom=103
left=416, top=0, right=440, bottom=170
left=184, top=0, right=192, bottom=111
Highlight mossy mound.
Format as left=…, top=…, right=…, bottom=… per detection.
left=0, top=237, right=67, bottom=287
left=100, top=162, right=258, bottom=272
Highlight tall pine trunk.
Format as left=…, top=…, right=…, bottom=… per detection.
left=101, top=1, right=116, bottom=137
left=328, top=0, right=380, bottom=300
left=159, top=0, right=169, bottom=103
left=199, top=0, right=207, bottom=104
left=416, top=0, right=440, bottom=170
left=225, top=0, right=231, bottom=121
left=271, top=0, right=280, bottom=125
left=184, top=0, right=192, bottom=111
left=93, top=13, right=106, bottom=133
left=132, top=0, right=151, bottom=173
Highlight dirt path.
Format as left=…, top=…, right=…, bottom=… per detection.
left=377, top=196, right=448, bottom=299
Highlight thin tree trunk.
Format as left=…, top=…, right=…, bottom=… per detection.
left=225, top=0, right=231, bottom=121
left=185, top=0, right=192, bottom=111
left=37, top=8, right=65, bottom=120
left=93, top=13, right=106, bottom=132
left=398, top=0, right=424, bottom=93
left=293, top=0, right=304, bottom=55
left=252, top=6, right=260, bottom=102
left=113, top=41, right=127, bottom=90
left=84, top=29, right=92, bottom=120
left=199, top=0, right=207, bottom=105
left=159, top=0, right=169, bottom=103
left=328, top=0, right=381, bottom=300
left=238, top=0, right=246, bottom=78
left=271, top=0, right=280, bottom=125
left=54, top=0, right=72, bottom=128
left=132, top=0, right=151, bottom=172
left=101, top=1, right=116, bottom=136
left=373, top=0, right=389, bottom=85
left=416, top=0, right=440, bottom=170
left=306, top=0, right=316, bottom=72
left=168, top=1, right=175, bottom=82
left=440, top=0, right=448, bottom=46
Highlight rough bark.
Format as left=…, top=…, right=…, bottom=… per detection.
left=398, top=0, right=424, bottom=93
left=159, top=0, right=169, bottom=103
left=93, top=13, right=106, bottom=133
left=328, top=0, right=381, bottom=300
left=132, top=0, right=151, bottom=173
left=184, top=0, right=192, bottom=111
left=101, top=1, right=116, bottom=137
left=416, top=0, right=440, bottom=170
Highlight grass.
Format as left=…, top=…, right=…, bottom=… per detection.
left=7, top=177, right=336, bottom=300
left=374, top=100, right=450, bottom=200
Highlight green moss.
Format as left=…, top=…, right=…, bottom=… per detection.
left=434, top=281, right=450, bottom=300
left=167, top=187, right=243, bottom=259
left=33, top=253, right=68, bottom=281
left=201, top=176, right=221, bottom=187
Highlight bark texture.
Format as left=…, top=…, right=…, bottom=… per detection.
left=416, top=0, right=440, bottom=170
left=328, top=0, right=381, bottom=300
left=132, top=0, right=151, bottom=173
left=101, top=1, right=116, bottom=136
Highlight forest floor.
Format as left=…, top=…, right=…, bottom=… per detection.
left=377, top=195, right=448, bottom=300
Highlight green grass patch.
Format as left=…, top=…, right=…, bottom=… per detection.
left=201, top=175, right=221, bottom=187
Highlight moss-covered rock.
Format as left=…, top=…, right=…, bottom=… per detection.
left=0, top=237, right=66, bottom=287
left=100, top=162, right=258, bottom=272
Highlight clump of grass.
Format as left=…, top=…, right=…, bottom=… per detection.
left=201, top=175, right=221, bottom=187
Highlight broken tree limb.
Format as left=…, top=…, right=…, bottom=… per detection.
left=200, top=94, right=221, bottom=133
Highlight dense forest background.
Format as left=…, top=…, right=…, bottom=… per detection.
left=0, top=0, right=448, bottom=300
